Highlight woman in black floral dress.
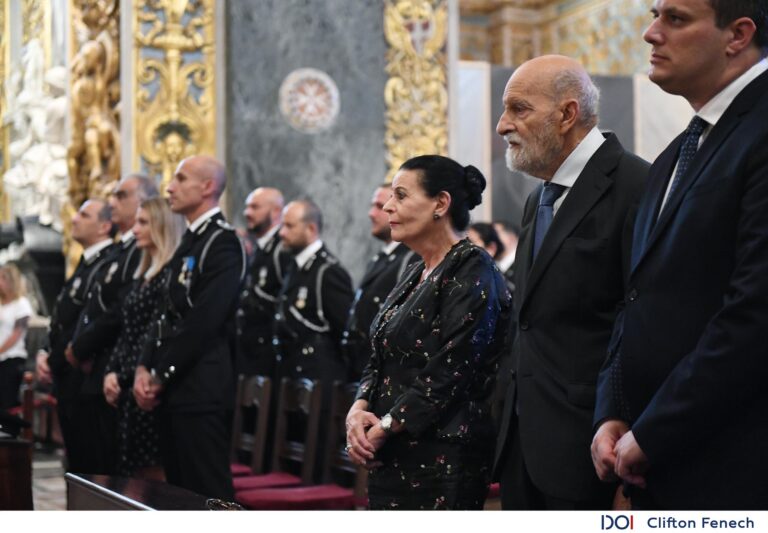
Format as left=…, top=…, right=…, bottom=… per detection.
left=104, top=197, right=184, bottom=477
left=346, top=155, right=512, bottom=509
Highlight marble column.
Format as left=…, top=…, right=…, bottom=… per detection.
left=227, top=0, right=388, bottom=282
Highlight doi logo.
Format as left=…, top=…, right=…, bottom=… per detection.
left=601, top=515, right=634, bottom=530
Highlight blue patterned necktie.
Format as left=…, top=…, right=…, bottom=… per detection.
left=665, top=115, right=708, bottom=205
left=533, top=182, right=567, bottom=259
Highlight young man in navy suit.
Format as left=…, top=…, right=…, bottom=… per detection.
left=592, top=0, right=768, bottom=510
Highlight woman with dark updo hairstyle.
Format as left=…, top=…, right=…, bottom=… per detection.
left=345, top=155, right=512, bottom=509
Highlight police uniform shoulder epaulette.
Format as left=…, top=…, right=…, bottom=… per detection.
left=216, top=219, right=235, bottom=231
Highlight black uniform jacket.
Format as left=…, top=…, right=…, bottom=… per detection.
left=140, top=213, right=245, bottom=413
left=72, top=236, right=141, bottom=395
left=273, top=244, right=354, bottom=386
left=48, top=243, right=116, bottom=401
left=236, top=228, right=291, bottom=377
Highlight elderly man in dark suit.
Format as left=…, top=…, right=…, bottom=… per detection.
left=493, top=55, right=649, bottom=510
left=592, top=0, right=768, bottom=510
left=134, top=155, right=245, bottom=499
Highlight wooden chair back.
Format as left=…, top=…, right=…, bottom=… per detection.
left=230, top=374, right=272, bottom=474
left=323, top=381, right=368, bottom=502
left=270, top=378, right=321, bottom=484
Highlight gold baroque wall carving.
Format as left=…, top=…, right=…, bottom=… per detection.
left=543, top=0, right=650, bottom=75
left=460, top=0, right=652, bottom=76
left=66, top=0, right=121, bottom=272
left=384, top=0, right=449, bottom=182
left=133, top=0, right=217, bottom=192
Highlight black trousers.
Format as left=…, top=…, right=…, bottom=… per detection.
left=57, top=395, right=118, bottom=475
left=0, top=357, right=25, bottom=409
left=500, top=427, right=614, bottom=510
left=158, top=409, right=234, bottom=500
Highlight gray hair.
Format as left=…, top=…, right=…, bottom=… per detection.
left=124, top=173, right=159, bottom=202
left=551, top=69, right=600, bottom=128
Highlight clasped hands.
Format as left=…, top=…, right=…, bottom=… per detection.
left=591, top=419, right=649, bottom=488
left=132, top=365, right=163, bottom=412
left=345, top=400, right=388, bottom=469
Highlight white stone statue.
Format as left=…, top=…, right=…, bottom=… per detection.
left=3, top=39, right=69, bottom=231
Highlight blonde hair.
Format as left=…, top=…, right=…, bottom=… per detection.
left=0, top=263, right=26, bottom=301
left=134, top=197, right=185, bottom=280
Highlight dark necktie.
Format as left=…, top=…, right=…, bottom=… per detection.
left=665, top=115, right=708, bottom=206
left=532, top=182, right=567, bottom=259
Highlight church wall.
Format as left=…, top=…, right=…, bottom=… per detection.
left=227, top=0, right=389, bottom=282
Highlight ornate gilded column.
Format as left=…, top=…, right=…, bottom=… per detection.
left=65, top=0, right=121, bottom=272
left=133, top=0, right=218, bottom=192
left=384, top=0, right=449, bottom=182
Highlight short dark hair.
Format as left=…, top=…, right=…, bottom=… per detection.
left=399, top=155, right=486, bottom=232
left=94, top=198, right=118, bottom=238
left=469, top=222, right=505, bottom=260
left=709, top=0, right=768, bottom=52
left=296, top=199, right=323, bottom=233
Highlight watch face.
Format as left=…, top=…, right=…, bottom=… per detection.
left=382, top=414, right=392, bottom=430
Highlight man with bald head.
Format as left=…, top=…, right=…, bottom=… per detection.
left=237, top=187, right=289, bottom=377
left=135, top=155, right=245, bottom=499
left=274, top=199, right=354, bottom=390
left=492, top=55, right=649, bottom=509
left=273, top=199, right=353, bottom=481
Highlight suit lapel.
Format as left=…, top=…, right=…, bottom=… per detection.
left=630, top=70, right=768, bottom=278
left=630, top=137, right=681, bottom=272
left=521, top=134, right=619, bottom=305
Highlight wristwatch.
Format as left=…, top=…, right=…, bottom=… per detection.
left=380, top=413, right=394, bottom=434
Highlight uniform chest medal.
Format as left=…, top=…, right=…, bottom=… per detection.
left=296, top=286, right=308, bottom=309
left=179, top=256, right=196, bottom=288
left=69, top=277, right=82, bottom=298
left=105, top=261, right=119, bottom=284
left=258, top=266, right=268, bottom=287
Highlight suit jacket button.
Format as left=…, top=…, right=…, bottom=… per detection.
left=520, top=321, right=529, bottom=331
left=628, top=288, right=638, bottom=302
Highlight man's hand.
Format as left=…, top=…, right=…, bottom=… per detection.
left=64, top=343, right=78, bottom=368
left=103, top=372, right=121, bottom=407
left=36, top=350, right=52, bottom=385
left=133, top=366, right=161, bottom=411
left=591, top=419, right=630, bottom=482
left=614, top=430, right=649, bottom=488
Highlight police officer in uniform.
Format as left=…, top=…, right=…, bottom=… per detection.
left=343, top=185, right=416, bottom=381
left=134, top=156, right=245, bottom=499
left=69, top=175, right=158, bottom=393
left=274, top=200, right=354, bottom=392
left=41, top=199, right=117, bottom=474
left=274, top=200, right=353, bottom=480
left=236, top=187, right=289, bottom=378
